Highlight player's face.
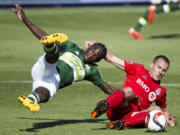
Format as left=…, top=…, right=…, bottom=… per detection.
left=149, top=58, right=169, bottom=81
left=83, top=45, right=102, bottom=63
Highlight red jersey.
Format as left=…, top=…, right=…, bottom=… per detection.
left=123, top=60, right=167, bottom=111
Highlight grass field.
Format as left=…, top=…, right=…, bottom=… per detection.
left=0, top=6, right=180, bottom=135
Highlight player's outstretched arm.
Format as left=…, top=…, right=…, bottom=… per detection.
left=12, top=4, right=48, bottom=39
left=105, top=50, right=125, bottom=70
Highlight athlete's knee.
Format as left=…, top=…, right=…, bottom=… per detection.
left=45, top=47, right=60, bottom=64
left=122, top=87, right=134, bottom=99
left=35, top=87, right=51, bottom=103
left=150, top=106, right=162, bottom=111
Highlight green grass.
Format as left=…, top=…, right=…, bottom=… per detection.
left=0, top=6, right=180, bottom=135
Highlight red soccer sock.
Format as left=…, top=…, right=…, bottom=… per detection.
left=106, top=90, right=125, bottom=109
left=126, top=112, right=148, bottom=127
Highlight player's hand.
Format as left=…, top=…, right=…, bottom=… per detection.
left=12, top=4, right=26, bottom=21
left=135, top=96, right=143, bottom=106
left=168, top=115, right=177, bottom=126
left=85, top=40, right=98, bottom=50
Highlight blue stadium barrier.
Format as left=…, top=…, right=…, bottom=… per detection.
left=0, top=0, right=150, bottom=8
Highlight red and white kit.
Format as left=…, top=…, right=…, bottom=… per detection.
left=106, top=61, right=167, bottom=126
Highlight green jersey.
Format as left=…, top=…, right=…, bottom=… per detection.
left=55, top=41, right=107, bottom=89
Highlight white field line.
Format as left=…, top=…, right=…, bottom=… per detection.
left=0, top=80, right=180, bottom=87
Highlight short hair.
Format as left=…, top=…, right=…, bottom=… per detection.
left=153, top=55, right=170, bottom=66
left=93, top=42, right=107, bottom=59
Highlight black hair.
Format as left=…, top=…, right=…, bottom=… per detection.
left=93, top=42, right=107, bottom=59
left=153, top=55, right=170, bottom=66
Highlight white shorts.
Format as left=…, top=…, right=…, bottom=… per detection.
left=151, top=0, right=179, bottom=4
left=31, top=54, right=60, bottom=98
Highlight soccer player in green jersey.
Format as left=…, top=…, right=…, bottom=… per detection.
left=129, top=0, right=180, bottom=40
left=12, top=4, right=117, bottom=112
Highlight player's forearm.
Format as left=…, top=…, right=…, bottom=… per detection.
left=162, top=108, right=173, bottom=126
left=99, top=84, right=117, bottom=95
left=162, top=108, right=170, bottom=120
left=22, top=17, right=48, bottom=39
left=105, top=50, right=125, bottom=70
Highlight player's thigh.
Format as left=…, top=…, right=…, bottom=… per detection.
left=31, top=54, right=57, bottom=81
left=123, top=112, right=148, bottom=127
left=32, top=68, right=60, bottom=99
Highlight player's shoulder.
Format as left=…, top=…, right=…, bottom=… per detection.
left=86, top=63, right=100, bottom=73
left=160, top=85, right=167, bottom=92
left=155, top=85, right=167, bottom=96
left=57, top=40, right=82, bottom=50
left=131, top=62, right=145, bottom=71
left=125, top=60, right=144, bottom=68
left=86, top=63, right=98, bottom=70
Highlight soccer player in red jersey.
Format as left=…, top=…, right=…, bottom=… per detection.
left=91, top=50, right=177, bottom=129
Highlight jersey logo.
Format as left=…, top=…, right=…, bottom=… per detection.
left=155, top=88, right=161, bottom=96
left=142, top=75, right=147, bottom=80
left=149, top=92, right=156, bottom=102
left=136, top=78, right=150, bottom=92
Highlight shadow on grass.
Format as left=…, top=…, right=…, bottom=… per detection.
left=149, top=33, right=180, bottom=39
left=145, top=130, right=167, bottom=133
left=18, top=117, right=107, bottom=132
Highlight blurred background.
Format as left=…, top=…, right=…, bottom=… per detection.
left=0, top=0, right=150, bottom=8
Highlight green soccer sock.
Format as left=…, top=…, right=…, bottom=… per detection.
left=134, top=10, right=149, bottom=32
left=28, top=93, right=40, bottom=103
left=134, top=21, right=144, bottom=32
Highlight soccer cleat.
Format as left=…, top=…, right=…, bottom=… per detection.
left=18, top=95, right=40, bottom=112
left=91, top=100, right=109, bottom=118
left=129, top=27, right=143, bottom=40
left=109, top=120, right=127, bottom=130
left=40, top=33, right=68, bottom=45
left=148, top=5, right=157, bottom=24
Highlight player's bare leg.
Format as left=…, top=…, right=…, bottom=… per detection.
left=91, top=87, right=134, bottom=118
left=18, top=87, right=51, bottom=112
left=41, top=33, right=68, bottom=63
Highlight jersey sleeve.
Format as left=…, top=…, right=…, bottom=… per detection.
left=155, top=88, right=167, bottom=109
left=124, top=60, right=144, bottom=74
left=86, top=66, right=107, bottom=86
